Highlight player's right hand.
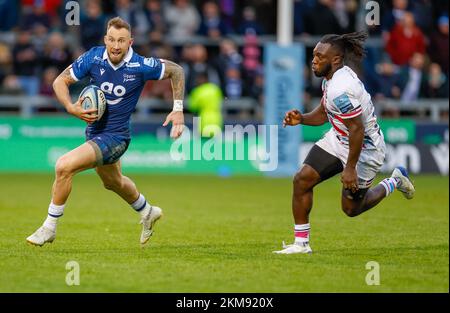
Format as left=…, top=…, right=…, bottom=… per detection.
left=283, top=109, right=302, bottom=127
left=69, top=97, right=98, bottom=124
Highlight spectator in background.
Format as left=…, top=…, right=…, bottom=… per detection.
left=293, top=0, right=316, bottom=35
left=372, top=60, right=400, bottom=99
left=184, top=44, right=220, bottom=94
left=144, top=0, right=167, bottom=34
left=410, top=0, right=434, bottom=34
left=333, top=0, right=357, bottom=33
left=141, top=36, right=175, bottom=102
left=164, top=0, right=200, bottom=41
left=242, top=33, right=261, bottom=97
left=224, top=65, right=243, bottom=99
left=41, top=31, right=71, bottom=72
left=381, top=0, right=409, bottom=35
left=249, top=66, right=264, bottom=107
left=386, top=11, right=426, bottom=66
left=214, top=38, right=242, bottom=92
left=0, top=0, right=19, bottom=31
left=303, top=0, right=343, bottom=35
left=39, top=66, right=58, bottom=96
left=428, top=15, right=449, bottom=74
left=218, top=0, right=235, bottom=31
left=12, top=29, right=40, bottom=96
left=21, top=0, right=51, bottom=31
left=115, top=0, right=149, bottom=40
left=424, top=63, right=449, bottom=98
left=188, top=71, right=223, bottom=137
left=394, top=52, right=427, bottom=102
left=0, top=41, right=12, bottom=84
left=0, top=75, right=23, bottom=95
left=80, top=0, right=106, bottom=50
left=198, top=1, right=230, bottom=39
left=237, top=6, right=264, bottom=35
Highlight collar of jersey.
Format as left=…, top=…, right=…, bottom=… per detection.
left=102, top=47, right=133, bottom=71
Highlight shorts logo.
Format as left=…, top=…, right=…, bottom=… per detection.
left=100, top=82, right=126, bottom=105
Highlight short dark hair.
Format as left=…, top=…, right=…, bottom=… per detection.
left=107, top=16, right=131, bottom=33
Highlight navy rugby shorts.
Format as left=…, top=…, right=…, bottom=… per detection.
left=86, top=133, right=130, bottom=166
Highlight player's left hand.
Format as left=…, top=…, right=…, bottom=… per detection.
left=341, top=166, right=358, bottom=193
left=163, top=111, right=184, bottom=139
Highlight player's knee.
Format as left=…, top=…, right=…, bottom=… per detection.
left=55, top=157, right=75, bottom=179
left=293, top=170, right=314, bottom=192
left=341, top=204, right=358, bottom=217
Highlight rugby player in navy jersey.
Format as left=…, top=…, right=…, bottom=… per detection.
left=27, top=17, right=185, bottom=246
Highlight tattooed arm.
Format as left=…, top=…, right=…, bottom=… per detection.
left=53, top=65, right=97, bottom=123
left=160, top=59, right=185, bottom=139
left=161, top=60, right=185, bottom=103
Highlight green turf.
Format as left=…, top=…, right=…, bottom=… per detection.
left=0, top=173, right=448, bottom=292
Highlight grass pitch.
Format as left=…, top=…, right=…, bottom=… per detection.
left=0, top=173, right=448, bottom=292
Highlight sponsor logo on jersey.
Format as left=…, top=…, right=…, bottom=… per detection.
left=100, top=68, right=105, bottom=76
left=123, top=74, right=136, bottom=82
left=126, top=62, right=140, bottom=68
left=100, top=82, right=126, bottom=105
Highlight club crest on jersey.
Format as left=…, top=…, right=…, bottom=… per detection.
left=144, top=57, right=156, bottom=67
left=100, top=82, right=126, bottom=105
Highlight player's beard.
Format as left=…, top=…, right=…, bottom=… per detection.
left=313, top=63, right=332, bottom=78
left=108, top=49, right=125, bottom=65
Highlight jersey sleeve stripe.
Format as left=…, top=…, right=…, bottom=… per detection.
left=158, top=59, right=165, bottom=80
left=338, top=107, right=362, bottom=119
left=69, top=67, right=80, bottom=82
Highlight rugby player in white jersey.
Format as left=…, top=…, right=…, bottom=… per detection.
left=274, top=32, right=415, bottom=254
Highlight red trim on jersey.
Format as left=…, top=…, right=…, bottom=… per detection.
left=330, top=118, right=347, bottom=136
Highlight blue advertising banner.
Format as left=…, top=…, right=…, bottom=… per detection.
left=263, top=43, right=304, bottom=176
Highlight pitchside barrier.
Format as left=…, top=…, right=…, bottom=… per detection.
left=0, top=117, right=447, bottom=175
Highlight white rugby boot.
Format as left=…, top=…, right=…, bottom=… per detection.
left=26, top=226, right=56, bottom=246
left=391, top=166, right=415, bottom=199
left=273, top=241, right=313, bottom=254
left=140, top=205, right=163, bottom=245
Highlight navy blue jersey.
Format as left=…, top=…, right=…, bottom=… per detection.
left=69, top=46, right=165, bottom=139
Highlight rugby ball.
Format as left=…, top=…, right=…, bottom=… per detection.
left=79, top=85, right=107, bottom=121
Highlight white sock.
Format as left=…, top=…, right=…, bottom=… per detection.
left=379, top=177, right=399, bottom=196
left=131, top=194, right=150, bottom=217
left=43, top=202, right=65, bottom=231
left=294, top=223, right=310, bottom=245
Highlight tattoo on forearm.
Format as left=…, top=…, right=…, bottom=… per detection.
left=162, top=60, right=185, bottom=100
left=57, top=66, right=77, bottom=85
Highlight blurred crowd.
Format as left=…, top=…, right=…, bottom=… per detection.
left=0, top=0, right=448, bottom=116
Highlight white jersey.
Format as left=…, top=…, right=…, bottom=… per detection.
left=321, top=66, right=383, bottom=150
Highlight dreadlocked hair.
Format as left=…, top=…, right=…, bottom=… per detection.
left=320, top=31, right=368, bottom=64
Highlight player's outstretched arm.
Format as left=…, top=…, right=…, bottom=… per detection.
left=283, top=102, right=327, bottom=128
left=53, top=66, right=97, bottom=123
left=161, top=60, right=185, bottom=139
